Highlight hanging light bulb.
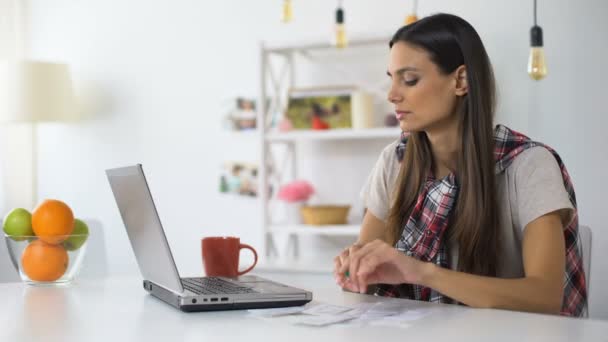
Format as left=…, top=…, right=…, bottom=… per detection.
left=404, top=0, right=419, bottom=25
left=335, top=1, right=348, bottom=48
left=282, top=0, right=293, bottom=23
left=528, top=27, right=547, bottom=80
left=528, top=0, right=547, bottom=80
left=405, top=14, right=418, bottom=25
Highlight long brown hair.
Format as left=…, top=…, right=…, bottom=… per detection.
left=386, top=14, right=499, bottom=277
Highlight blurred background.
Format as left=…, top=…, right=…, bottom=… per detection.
left=0, top=0, right=606, bottom=319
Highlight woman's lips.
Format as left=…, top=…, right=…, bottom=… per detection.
left=395, top=111, right=411, bottom=120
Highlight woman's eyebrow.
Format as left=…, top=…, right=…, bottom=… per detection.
left=386, top=66, right=419, bottom=77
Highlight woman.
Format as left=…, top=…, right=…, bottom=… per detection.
left=334, top=13, right=587, bottom=317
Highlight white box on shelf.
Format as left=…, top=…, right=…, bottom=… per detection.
left=351, top=91, right=375, bottom=129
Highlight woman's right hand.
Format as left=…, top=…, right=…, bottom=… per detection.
left=335, top=210, right=388, bottom=291
left=333, top=243, right=363, bottom=291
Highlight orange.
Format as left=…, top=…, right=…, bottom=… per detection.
left=21, top=240, right=69, bottom=282
left=32, top=199, right=75, bottom=244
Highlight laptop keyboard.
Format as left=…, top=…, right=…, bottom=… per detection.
left=181, top=277, right=258, bottom=295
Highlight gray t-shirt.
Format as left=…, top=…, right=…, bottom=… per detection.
left=361, top=140, right=574, bottom=278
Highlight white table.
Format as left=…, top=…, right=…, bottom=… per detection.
left=1, top=272, right=606, bottom=342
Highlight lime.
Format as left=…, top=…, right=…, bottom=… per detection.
left=3, top=208, right=34, bottom=241
left=63, top=218, right=89, bottom=251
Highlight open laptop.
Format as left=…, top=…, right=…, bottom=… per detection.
left=106, top=164, right=312, bottom=312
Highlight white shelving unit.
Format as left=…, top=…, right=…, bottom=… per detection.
left=258, top=37, right=397, bottom=272
left=266, top=127, right=400, bottom=142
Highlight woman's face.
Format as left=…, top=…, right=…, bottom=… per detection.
left=387, top=41, right=465, bottom=133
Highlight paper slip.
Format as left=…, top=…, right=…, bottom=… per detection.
left=247, top=306, right=308, bottom=317
left=368, top=301, right=407, bottom=313
left=342, top=303, right=375, bottom=316
left=359, top=302, right=406, bottom=319
left=295, top=314, right=358, bottom=327
left=301, top=304, right=353, bottom=316
left=248, top=301, right=431, bottom=328
left=382, top=309, right=432, bottom=322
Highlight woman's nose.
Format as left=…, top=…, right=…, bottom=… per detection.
left=387, top=86, right=402, bottom=103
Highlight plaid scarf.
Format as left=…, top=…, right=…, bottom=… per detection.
left=374, top=124, right=587, bottom=317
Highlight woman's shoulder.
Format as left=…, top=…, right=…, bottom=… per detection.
left=504, top=145, right=566, bottom=194
left=509, top=145, right=558, bottom=171
left=378, top=138, right=402, bottom=165
left=503, top=145, right=575, bottom=231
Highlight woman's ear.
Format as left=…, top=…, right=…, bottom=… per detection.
left=454, top=65, right=468, bottom=96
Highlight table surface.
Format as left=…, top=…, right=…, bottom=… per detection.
left=1, top=271, right=607, bottom=342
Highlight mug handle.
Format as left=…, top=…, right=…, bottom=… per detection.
left=237, top=243, right=258, bottom=276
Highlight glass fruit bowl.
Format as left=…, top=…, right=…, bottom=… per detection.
left=4, top=233, right=88, bottom=286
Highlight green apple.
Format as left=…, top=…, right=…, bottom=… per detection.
left=3, top=208, right=34, bottom=241
left=63, top=218, right=89, bottom=251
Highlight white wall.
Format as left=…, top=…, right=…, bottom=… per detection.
left=15, top=0, right=608, bottom=318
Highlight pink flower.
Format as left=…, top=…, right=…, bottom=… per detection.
left=277, top=180, right=315, bottom=203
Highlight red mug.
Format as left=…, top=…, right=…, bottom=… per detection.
left=201, top=237, right=258, bottom=277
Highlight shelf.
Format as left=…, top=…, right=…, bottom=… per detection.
left=268, top=224, right=360, bottom=236
left=259, top=38, right=391, bottom=266
left=265, top=127, right=401, bottom=142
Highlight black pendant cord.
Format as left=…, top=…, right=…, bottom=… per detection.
left=534, top=0, right=537, bottom=26
left=530, top=0, right=543, bottom=47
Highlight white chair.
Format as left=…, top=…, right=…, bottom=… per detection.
left=578, top=225, right=592, bottom=317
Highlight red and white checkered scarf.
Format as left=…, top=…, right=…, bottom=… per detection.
left=375, top=124, right=587, bottom=317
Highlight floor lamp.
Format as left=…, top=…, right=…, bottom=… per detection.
left=0, top=60, right=76, bottom=210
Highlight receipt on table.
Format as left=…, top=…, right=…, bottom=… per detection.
left=301, top=304, right=352, bottom=316
left=295, top=314, right=357, bottom=326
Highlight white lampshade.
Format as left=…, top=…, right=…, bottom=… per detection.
left=0, top=60, right=76, bottom=123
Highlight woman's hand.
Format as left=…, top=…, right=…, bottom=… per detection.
left=336, top=239, right=433, bottom=294
left=333, top=243, right=363, bottom=290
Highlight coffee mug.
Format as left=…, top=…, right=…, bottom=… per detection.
left=201, top=237, right=258, bottom=277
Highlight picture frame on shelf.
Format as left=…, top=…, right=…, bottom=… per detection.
left=224, top=97, right=257, bottom=131
left=219, top=161, right=259, bottom=197
left=285, top=86, right=355, bottom=130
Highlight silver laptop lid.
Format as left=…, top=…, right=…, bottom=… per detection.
left=106, top=164, right=184, bottom=293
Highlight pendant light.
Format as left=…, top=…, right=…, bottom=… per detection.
left=404, top=0, right=419, bottom=25
left=528, top=0, right=547, bottom=80
left=335, top=0, right=348, bottom=48
left=281, top=0, right=293, bottom=23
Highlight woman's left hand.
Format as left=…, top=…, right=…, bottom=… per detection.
left=337, top=239, right=432, bottom=294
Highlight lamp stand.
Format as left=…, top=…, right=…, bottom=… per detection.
left=30, top=122, right=38, bottom=209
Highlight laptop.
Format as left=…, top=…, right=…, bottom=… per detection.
left=106, top=164, right=312, bottom=312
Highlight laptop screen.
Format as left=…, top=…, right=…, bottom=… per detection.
left=106, top=164, right=184, bottom=293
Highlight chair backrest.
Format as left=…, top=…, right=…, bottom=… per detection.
left=578, top=225, right=592, bottom=317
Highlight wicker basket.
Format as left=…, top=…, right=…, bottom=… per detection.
left=300, top=205, right=351, bottom=225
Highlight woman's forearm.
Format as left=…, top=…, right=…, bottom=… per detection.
left=358, top=211, right=390, bottom=244
left=421, top=263, right=563, bottom=314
